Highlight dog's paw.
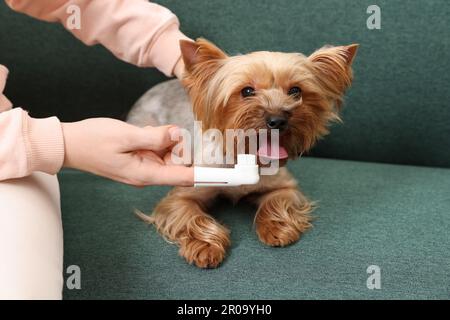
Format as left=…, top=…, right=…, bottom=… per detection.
left=179, top=239, right=227, bottom=268
left=256, top=218, right=304, bottom=247
left=255, top=189, right=313, bottom=247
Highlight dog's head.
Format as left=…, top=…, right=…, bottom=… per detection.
left=180, top=39, right=358, bottom=164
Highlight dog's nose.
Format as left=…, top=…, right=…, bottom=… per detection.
left=266, top=115, right=288, bottom=132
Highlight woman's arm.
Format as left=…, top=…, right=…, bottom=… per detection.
left=0, top=66, right=193, bottom=184
left=5, top=0, right=190, bottom=77
left=0, top=66, right=65, bottom=180
left=1, top=1, right=194, bottom=183
left=0, top=109, right=65, bottom=181
left=0, top=106, right=194, bottom=185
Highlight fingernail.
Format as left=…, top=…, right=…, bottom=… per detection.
left=168, top=126, right=180, bottom=140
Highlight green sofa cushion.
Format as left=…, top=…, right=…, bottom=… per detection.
left=1, top=0, right=449, bottom=167
left=60, top=157, right=450, bottom=299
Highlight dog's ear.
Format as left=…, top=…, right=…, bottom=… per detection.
left=308, top=44, right=358, bottom=99
left=180, top=38, right=227, bottom=72
left=179, top=39, right=228, bottom=123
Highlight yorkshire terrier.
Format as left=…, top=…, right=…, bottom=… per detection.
left=127, top=39, right=358, bottom=268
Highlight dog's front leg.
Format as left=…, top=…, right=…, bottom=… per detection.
left=148, top=187, right=230, bottom=268
left=254, top=185, right=313, bottom=247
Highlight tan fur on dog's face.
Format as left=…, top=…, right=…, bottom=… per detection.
left=180, top=39, right=358, bottom=160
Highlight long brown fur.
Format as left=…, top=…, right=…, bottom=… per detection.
left=140, top=39, right=358, bottom=268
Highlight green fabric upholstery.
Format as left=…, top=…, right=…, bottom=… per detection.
left=1, top=0, right=449, bottom=300
left=0, top=0, right=449, bottom=167
left=60, top=158, right=450, bottom=299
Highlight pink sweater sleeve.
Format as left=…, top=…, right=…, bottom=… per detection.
left=6, top=0, right=191, bottom=76
left=1, top=66, right=65, bottom=181
left=0, top=66, right=65, bottom=180
left=0, top=108, right=65, bottom=181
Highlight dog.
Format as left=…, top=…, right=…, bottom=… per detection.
left=127, top=39, right=358, bottom=268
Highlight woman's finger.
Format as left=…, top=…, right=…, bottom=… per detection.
left=141, top=164, right=194, bottom=186
left=131, top=125, right=181, bottom=151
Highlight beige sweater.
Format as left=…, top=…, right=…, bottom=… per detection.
left=0, top=0, right=190, bottom=180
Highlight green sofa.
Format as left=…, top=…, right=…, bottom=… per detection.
left=1, top=0, right=449, bottom=299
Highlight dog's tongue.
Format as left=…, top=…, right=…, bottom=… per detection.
left=257, top=141, right=289, bottom=160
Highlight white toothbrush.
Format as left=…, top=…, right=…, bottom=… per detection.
left=194, top=154, right=260, bottom=187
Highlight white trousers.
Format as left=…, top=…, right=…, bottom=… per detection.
left=0, top=172, right=63, bottom=299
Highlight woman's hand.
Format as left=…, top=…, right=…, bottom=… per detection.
left=61, top=118, right=193, bottom=187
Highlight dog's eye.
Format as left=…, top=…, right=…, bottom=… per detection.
left=288, top=86, right=302, bottom=98
left=241, top=87, right=256, bottom=98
